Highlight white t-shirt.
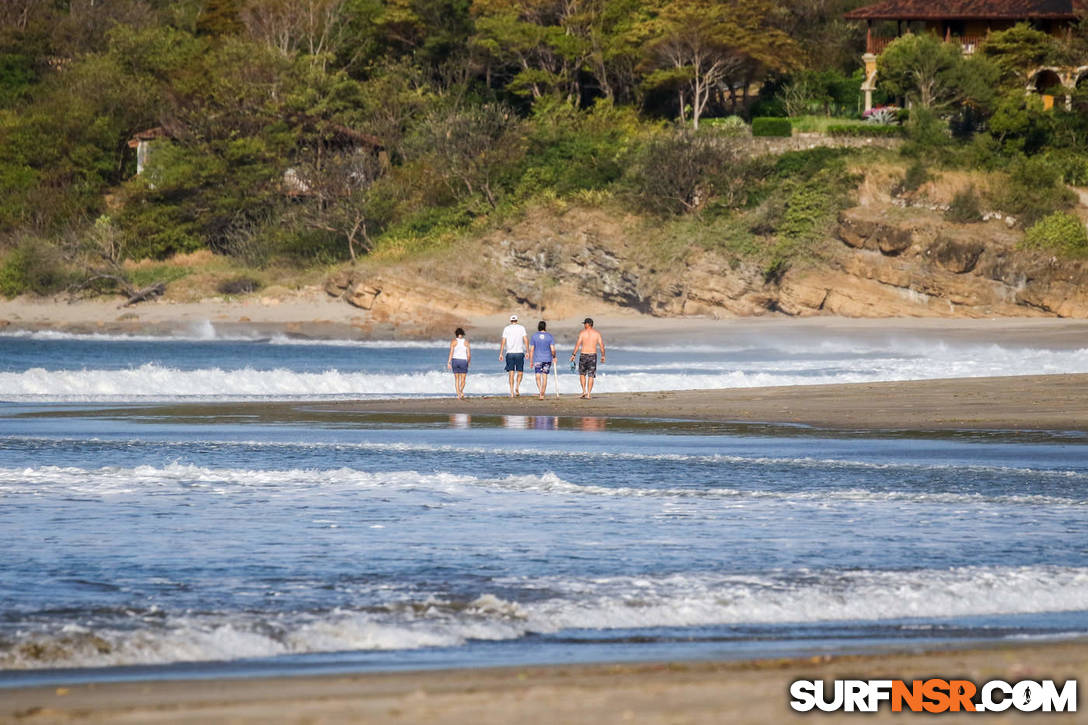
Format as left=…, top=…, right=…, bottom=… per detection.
left=502, top=324, right=527, bottom=354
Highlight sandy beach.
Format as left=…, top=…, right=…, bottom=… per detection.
left=3, top=639, right=1085, bottom=724
left=318, top=373, right=1088, bottom=433
left=7, top=293, right=1088, bottom=344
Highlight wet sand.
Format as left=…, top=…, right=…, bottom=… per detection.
left=327, top=373, right=1088, bottom=433
left=3, top=639, right=1084, bottom=724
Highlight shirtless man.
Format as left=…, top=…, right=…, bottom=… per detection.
left=569, top=317, right=605, bottom=399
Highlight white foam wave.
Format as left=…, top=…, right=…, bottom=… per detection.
left=6, top=436, right=1088, bottom=482
left=5, top=338, right=1088, bottom=400
left=1, top=321, right=224, bottom=343
left=268, top=335, right=500, bottom=350
left=0, top=463, right=1082, bottom=506
left=518, top=566, right=1088, bottom=630
left=0, top=327, right=500, bottom=350
left=3, top=567, right=1086, bottom=669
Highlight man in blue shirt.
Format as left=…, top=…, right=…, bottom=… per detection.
left=528, top=320, right=557, bottom=399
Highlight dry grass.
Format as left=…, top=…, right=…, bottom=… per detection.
left=852, top=161, right=905, bottom=206
left=118, top=250, right=328, bottom=303
left=852, top=161, right=999, bottom=207
left=916, top=169, right=995, bottom=205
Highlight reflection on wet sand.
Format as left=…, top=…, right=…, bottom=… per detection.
left=450, top=413, right=471, bottom=429
left=531, top=416, right=558, bottom=431
left=499, top=415, right=601, bottom=431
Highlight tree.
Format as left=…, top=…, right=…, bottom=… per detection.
left=626, top=129, right=742, bottom=214
left=641, top=0, right=801, bottom=129
left=776, top=0, right=866, bottom=73
left=412, top=103, right=522, bottom=209
left=980, top=23, right=1062, bottom=87
left=878, top=33, right=995, bottom=111
left=241, top=0, right=350, bottom=69
left=196, top=0, right=244, bottom=37
left=471, top=0, right=595, bottom=103
left=296, top=150, right=385, bottom=261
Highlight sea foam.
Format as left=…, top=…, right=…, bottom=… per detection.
left=4, top=343, right=1088, bottom=401
left=3, top=566, right=1086, bottom=670
left=1, top=463, right=1083, bottom=506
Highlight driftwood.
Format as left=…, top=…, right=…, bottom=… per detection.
left=119, top=282, right=166, bottom=308
left=65, top=274, right=167, bottom=307
left=66, top=274, right=133, bottom=303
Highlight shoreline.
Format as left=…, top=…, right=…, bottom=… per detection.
left=6, top=295, right=1088, bottom=344
left=302, top=373, right=1088, bottom=434
left=3, top=639, right=1085, bottom=723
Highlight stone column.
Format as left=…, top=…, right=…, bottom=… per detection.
left=861, top=53, right=878, bottom=113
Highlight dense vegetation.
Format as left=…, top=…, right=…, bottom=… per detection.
left=1, top=0, right=1087, bottom=297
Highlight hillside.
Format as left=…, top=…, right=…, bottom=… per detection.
left=321, top=161, right=1088, bottom=325
left=4, top=1, right=1088, bottom=322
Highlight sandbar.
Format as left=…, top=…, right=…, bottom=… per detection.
left=319, top=373, right=1088, bottom=434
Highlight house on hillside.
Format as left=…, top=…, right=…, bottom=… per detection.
left=127, top=127, right=169, bottom=176
left=844, top=0, right=1087, bottom=111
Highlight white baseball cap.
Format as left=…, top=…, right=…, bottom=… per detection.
left=510, top=314, right=518, bottom=321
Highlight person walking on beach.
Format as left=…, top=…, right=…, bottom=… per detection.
left=499, top=314, right=528, bottom=397
left=446, top=327, right=471, bottom=399
left=528, top=320, right=557, bottom=399
left=570, top=317, right=605, bottom=399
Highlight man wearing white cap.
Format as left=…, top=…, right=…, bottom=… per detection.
left=499, top=314, right=529, bottom=397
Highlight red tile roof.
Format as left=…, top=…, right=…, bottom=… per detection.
left=844, top=0, right=1083, bottom=20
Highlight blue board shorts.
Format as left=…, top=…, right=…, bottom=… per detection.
left=533, top=360, right=552, bottom=375
left=451, top=359, right=468, bottom=374
left=505, top=353, right=525, bottom=372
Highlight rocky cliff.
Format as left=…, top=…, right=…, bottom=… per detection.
left=325, top=202, right=1088, bottom=324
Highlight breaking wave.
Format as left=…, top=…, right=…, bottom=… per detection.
left=1, top=463, right=1083, bottom=506
left=4, top=343, right=1088, bottom=401
left=3, top=566, right=1086, bottom=669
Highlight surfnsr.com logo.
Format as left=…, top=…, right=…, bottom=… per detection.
left=790, top=678, right=1078, bottom=713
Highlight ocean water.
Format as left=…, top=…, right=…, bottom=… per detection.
left=3, top=321, right=1088, bottom=400
left=1, top=326, right=1087, bottom=686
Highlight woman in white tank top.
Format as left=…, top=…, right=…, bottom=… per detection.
left=447, top=327, right=471, bottom=399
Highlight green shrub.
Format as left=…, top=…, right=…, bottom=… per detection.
left=0, top=241, right=71, bottom=297
left=1022, top=212, right=1088, bottom=256
left=749, top=158, right=857, bottom=248
left=1043, top=151, right=1088, bottom=186
left=748, top=96, right=787, bottom=118
left=827, top=125, right=903, bottom=138
left=751, top=117, right=792, bottom=137
left=268, top=226, right=348, bottom=265
left=0, top=54, right=35, bottom=108
left=774, top=148, right=849, bottom=181
left=902, top=106, right=950, bottom=158
left=763, top=256, right=789, bottom=284
left=515, top=105, right=631, bottom=199
left=702, top=116, right=749, bottom=136
left=624, top=130, right=742, bottom=215
left=946, top=186, right=983, bottom=223
left=705, top=156, right=776, bottom=212
left=898, top=160, right=928, bottom=194
left=993, top=155, right=1076, bottom=227
left=216, top=275, right=262, bottom=295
